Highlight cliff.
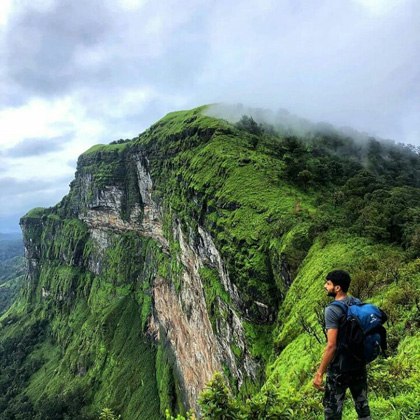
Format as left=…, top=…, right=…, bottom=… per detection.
left=1, top=105, right=420, bottom=419
left=13, top=107, right=278, bottom=419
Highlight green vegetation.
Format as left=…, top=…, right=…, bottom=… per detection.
left=23, top=207, right=46, bottom=219
left=0, top=234, right=23, bottom=262
left=0, top=234, right=24, bottom=315
left=1, top=105, right=420, bottom=419
left=168, top=372, right=300, bottom=419
left=3, top=213, right=163, bottom=419
left=0, top=273, right=24, bottom=315
left=0, top=256, right=24, bottom=285
left=82, top=142, right=131, bottom=155
left=99, top=408, right=121, bottom=419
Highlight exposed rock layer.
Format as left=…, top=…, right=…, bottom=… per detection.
left=22, top=149, right=257, bottom=411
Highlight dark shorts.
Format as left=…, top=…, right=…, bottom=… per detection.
left=323, top=366, right=371, bottom=420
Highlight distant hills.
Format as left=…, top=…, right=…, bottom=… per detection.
left=0, top=232, right=25, bottom=315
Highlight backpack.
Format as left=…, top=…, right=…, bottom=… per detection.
left=330, top=298, right=387, bottom=372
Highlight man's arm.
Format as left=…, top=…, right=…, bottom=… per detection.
left=313, top=328, right=338, bottom=390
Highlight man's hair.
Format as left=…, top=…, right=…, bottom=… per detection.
left=326, top=270, right=351, bottom=293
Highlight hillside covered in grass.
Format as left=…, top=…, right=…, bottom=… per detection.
left=0, top=105, right=419, bottom=419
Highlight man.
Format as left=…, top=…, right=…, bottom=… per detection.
left=313, top=270, right=371, bottom=420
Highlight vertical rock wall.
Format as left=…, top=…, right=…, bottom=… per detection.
left=21, top=149, right=257, bottom=411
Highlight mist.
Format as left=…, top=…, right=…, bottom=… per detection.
left=205, top=103, right=401, bottom=147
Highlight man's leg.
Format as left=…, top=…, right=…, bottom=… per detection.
left=323, top=369, right=347, bottom=420
left=349, top=371, right=371, bottom=420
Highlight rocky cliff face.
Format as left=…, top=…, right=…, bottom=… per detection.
left=7, top=106, right=420, bottom=420
left=73, top=150, right=257, bottom=408
left=18, top=108, right=273, bottom=418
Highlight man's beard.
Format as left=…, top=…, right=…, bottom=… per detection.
left=327, top=290, right=336, bottom=297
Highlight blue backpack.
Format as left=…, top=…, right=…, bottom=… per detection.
left=331, top=298, right=387, bottom=371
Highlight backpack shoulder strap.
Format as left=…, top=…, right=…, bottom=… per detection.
left=330, top=297, right=362, bottom=311
left=330, top=300, right=348, bottom=314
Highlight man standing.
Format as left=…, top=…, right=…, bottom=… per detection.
left=313, top=270, right=371, bottom=420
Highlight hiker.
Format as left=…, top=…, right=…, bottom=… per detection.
left=313, top=270, right=371, bottom=420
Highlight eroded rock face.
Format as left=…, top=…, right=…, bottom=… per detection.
left=152, top=274, right=220, bottom=407
left=157, top=221, right=257, bottom=409
left=134, top=153, right=168, bottom=248
left=79, top=186, right=141, bottom=275
left=280, top=258, right=294, bottom=290
left=41, top=287, right=50, bottom=299
left=79, top=153, right=169, bottom=275
left=197, top=227, right=242, bottom=307
left=58, top=151, right=255, bottom=409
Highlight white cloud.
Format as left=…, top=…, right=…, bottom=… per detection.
left=0, top=0, right=13, bottom=26
left=1, top=0, right=55, bottom=26
left=0, top=0, right=419, bottom=231
left=0, top=98, right=73, bottom=146
left=352, top=0, right=409, bottom=15
left=0, top=95, right=106, bottom=185
left=118, top=0, right=146, bottom=11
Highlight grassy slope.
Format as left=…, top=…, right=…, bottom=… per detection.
left=0, top=106, right=419, bottom=419
left=265, top=233, right=420, bottom=419
left=1, top=215, right=165, bottom=419
left=134, top=107, right=420, bottom=418
left=5, top=127, right=202, bottom=418
left=135, top=107, right=317, bottom=308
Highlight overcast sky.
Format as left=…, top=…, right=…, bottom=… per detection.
left=0, top=0, right=419, bottom=232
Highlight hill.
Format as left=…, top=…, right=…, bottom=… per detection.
left=0, top=105, right=419, bottom=419
left=0, top=234, right=25, bottom=316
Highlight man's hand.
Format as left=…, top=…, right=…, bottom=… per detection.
left=313, top=372, right=325, bottom=391
left=314, top=328, right=338, bottom=391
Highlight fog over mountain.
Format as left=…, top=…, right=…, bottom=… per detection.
left=0, top=0, right=419, bottom=231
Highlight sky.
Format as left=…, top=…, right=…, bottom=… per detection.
left=0, top=0, right=419, bottom=232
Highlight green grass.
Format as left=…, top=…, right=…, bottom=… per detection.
left=242, top=321, right=274, bottom=363
left=82, top=142, right=131, bottom=155
left=23, top=207, right=46, bottom=218
left=5, top=105, right=420, bottom=420
left=258, top=230, right=420, bottom=419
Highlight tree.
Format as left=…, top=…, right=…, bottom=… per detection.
left=165, top=409, right=196, bottom=420
left=332, top=190, right=344, bottom=209
left=198, top=372, right=242, bottom=420
left=99, top=408, right=121, bottom=420
left=297, top=170, right=313, bottom=191
left=235, top=116, right=264, bottom=136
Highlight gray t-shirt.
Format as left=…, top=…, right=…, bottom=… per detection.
left=324, top=296, right=355, bottom=329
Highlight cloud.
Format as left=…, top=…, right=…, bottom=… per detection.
left=3, top=0, right=210, bottom=105
left=0, top=176, right=64, bottom=197
left=1, top=0, right=420, bottom=231
left=3, top=0, right=418, bottom=144
left=195, top=0, right=420, bottom=143
left=0, top=176, right=71, bottom=227
left=5, top=132, right=73, bottom=157
left=352, top=0, right=410, bottom=15
left=4, top=0, right=112, bottom=99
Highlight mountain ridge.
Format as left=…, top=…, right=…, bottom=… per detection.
left=0, top=105, right=419, bottom=419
